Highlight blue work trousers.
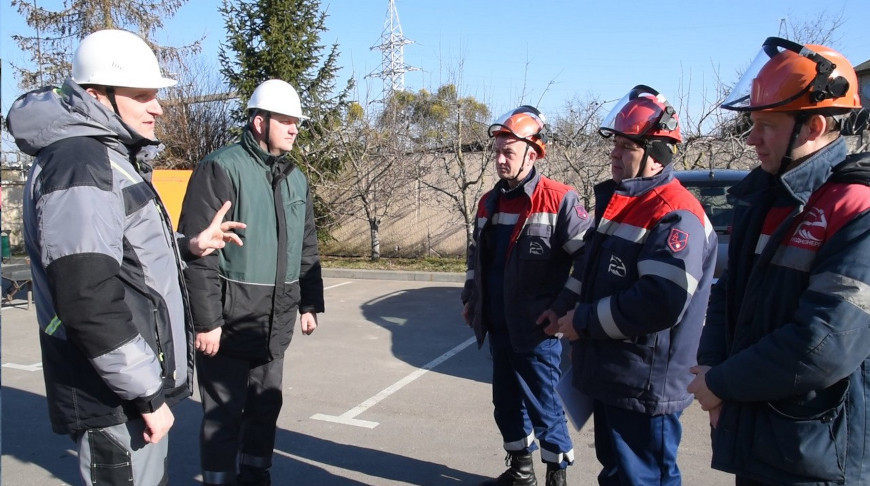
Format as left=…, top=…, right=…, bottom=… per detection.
left=489, top=330, right=573, bottom=467
left=593, top=400, right=682, bottom=486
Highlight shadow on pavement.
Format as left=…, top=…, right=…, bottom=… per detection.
left=3, top=385, right=487, bottom=485
left=2, top=386, right=80, bottom=484
left=361, top=285, right=491, bottom=385
left=274, top=427, right=490, bottom=485
left=169, top=397, right=385, bottom=485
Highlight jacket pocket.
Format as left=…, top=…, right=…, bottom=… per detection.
left=752, top=379, right=849, bottom=482
left=221, top=276, right=235, bottom=320
left=579, top=336, right=655, bottom=398
left=88, top=428, right=134, bottom=484
left=220, top=280, right=272, bottom=360
left=517, top=225, right=555, bottom=295
left=272, top=282, right=300, bottom=353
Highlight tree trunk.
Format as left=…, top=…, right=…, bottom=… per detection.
left=370, top=219, right=381, bottom=261
left=465, top=220, right=475, bottom=253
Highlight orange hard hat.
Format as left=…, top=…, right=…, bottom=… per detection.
left=599, top=85, right=682, bottom=144
left=488, top=105, right=548, bottom=157
left=721, top=37, right=861, bottom=113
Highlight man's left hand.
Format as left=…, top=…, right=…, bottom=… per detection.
left=300, top=312, right=318, bottom=335
left=688, top=365, right=723, bottom=412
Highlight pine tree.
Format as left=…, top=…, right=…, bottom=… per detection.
left=219, top=0, right=351, bottom=119
left=10, top=0, right=193, bottom=90
left=219, top=0, right=354, bottom=235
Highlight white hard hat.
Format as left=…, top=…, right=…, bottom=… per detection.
left=72, top=29, right=177, bottom=89
left=246, top=79, right=307, bottom=119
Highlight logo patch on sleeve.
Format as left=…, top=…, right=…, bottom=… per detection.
left=667, top=228, right=689, bottom=252
left=575, top=205, right=588, bottom=219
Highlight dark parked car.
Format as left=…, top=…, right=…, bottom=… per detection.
left=674, top=169, right=750, bottom=279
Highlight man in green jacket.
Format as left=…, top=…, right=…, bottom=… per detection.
left=179, top=79, right=325, bottom=486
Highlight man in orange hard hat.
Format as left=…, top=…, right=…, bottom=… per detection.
left=689, top=37, right=870, bottom=485
left=462, top=105, right=592, bottom=486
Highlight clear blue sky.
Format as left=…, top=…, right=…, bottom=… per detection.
left=3, top=0, right=870, bottom=126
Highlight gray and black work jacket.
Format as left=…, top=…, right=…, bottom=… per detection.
left=179, top=128, right=324, bottom=362
left=7, top=79, right=194, bottom=434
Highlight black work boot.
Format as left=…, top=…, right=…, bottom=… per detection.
left=479, top=453, right=537, bottom=486
left=544, top=463, right=567, bottom=486
left=237, top=465, right=271, bottom=486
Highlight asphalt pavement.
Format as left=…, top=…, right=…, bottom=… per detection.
left=1, top=270, right=733, bottom=485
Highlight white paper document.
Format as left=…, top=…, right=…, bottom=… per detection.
left=556, top=368, right=594, bottom=431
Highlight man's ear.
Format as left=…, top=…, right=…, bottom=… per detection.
left=84, top=87, right=102, bottom=100
left=250, top=114, right=265, bottom=136
left=803, top=113, right=828, bottom=142
left=647, top=157, right=665, bottom=175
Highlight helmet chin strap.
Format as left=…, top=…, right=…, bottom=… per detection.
left=105, top=86, right=121, bottom=117
left=636, top=146, right=651, bottom=179
left=264, top=111, right=273, bottom=156
left=778, top=113, right=808, bottom=177
left=505, top=144, right=532, bottom=184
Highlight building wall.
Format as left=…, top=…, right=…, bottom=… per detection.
left=1, top=181, right=26, bottom=250
left=859, top=72, right=870, bottom=111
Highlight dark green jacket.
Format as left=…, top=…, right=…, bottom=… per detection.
left=179, top=128, right=324, bottom=361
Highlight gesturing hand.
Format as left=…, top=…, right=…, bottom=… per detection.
left=189, top=201, right=246, bottom=257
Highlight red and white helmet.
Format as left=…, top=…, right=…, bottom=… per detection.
left=599, top=85, right=682, bottom=144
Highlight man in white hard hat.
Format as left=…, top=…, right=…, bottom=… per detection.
left=178, top=79, right=324, bottom=486
left=6, top=29, right=244, bottom=485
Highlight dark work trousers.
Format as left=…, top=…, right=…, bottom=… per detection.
left=489, top=328, right=574, bottom=468
left=736, top=478, right=773, bottom=486
left=593, top=400, right=683, bottom=486
left=198, top=351, right=285, bottom=485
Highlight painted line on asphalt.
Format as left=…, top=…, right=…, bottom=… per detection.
left=2, top=362, right=43, bottom=372
left=311, top=335, right=477, bottom=429
left=0, top=284, right=351, bottom=374
left=324, top=281, right=353, bottom=290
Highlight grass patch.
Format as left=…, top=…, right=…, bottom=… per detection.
left=321, top=255, right=465, bottom=273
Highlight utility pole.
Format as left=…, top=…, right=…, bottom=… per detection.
left=367, top=0, right=418, bottom=100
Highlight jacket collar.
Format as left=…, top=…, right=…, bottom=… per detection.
left=778, top=137, right=847, bottom=204
left=495, top=166, right=540, bottom=199
left=595, top=164, right=675, bottom=198
left=241, top=127, right=274, bottom=168
left=240, top=127, right=296, bottom=184
left=732, top=137, right=849, bottom=206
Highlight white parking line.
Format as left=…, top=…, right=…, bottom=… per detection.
left=0, top=283, right=352, bottom=375
left=325, top=281, right=353, bottom=290
left=311, top=336, right=477, bottom=428
left=3, top=362, right=43, bottom=372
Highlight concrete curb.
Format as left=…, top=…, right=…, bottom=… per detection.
left=322, top=267, right=464, bottom=283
